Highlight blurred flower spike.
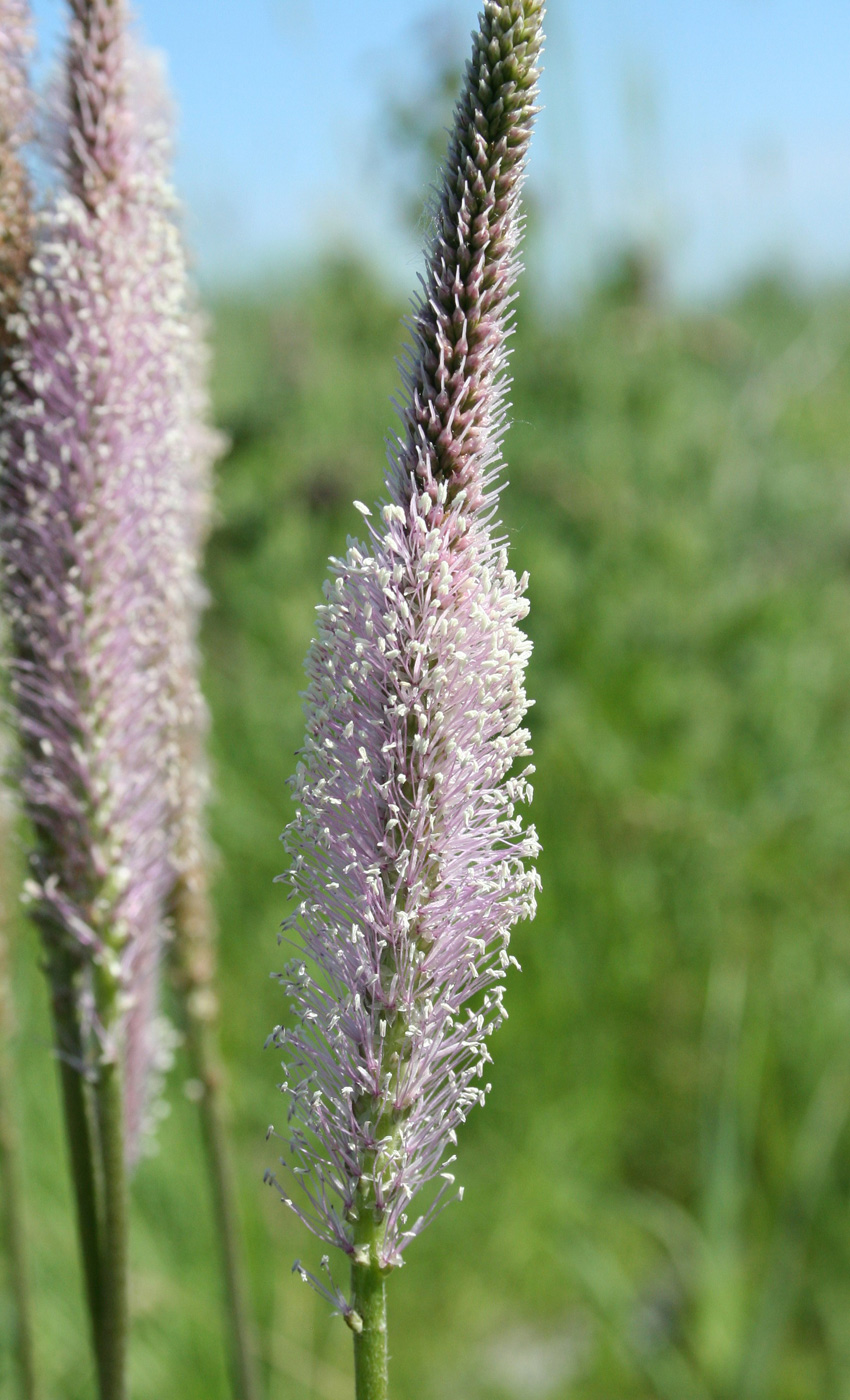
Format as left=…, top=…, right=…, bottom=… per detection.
left=269, top=0, right=544, bottom=1293
left=0, top=0, right=217, bottom=1161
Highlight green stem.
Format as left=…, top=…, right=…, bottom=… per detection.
left=93, top=1055, right=128, bottom=1400
left=186, top=1012, right=261, bottom=1400
left=57, top=1055, right=103, bottom=1346
left=351, top=1260, right=389, bottom=1400
left=47, top=963, right=103, bottom=1371
left=0, top=959, right=39, bottom=1400
left=48, top=945, right=127, bottom=1400
left=171, top=866, right=261, bottom=1400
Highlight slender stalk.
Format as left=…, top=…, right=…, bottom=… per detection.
left=0, top=932, right=39, bottom=1400
left=350, top=1260, right=388, bottom=1400
left=187, top=1015, right=261, bottom=1400
left=47, top=956, right=103, bottom=1358
left=47, top=910, right=128, bottom=1400
left=172, top=871, right=261, bottom=1400
left=92, top=1054, right=128, bottom=1400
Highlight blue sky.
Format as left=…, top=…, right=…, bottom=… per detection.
left=28, top=0, right=850, bottom=300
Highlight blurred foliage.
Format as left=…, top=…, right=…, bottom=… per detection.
left=5, top=258, right=850, bottom=1398
left=371, top=7, right=465, bottom=233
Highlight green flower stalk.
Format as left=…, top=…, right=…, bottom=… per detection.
left=170, top=827, right=263, bottom=1400
left=268, top=4, right=544, bottom=1396
left=168, top=388, right=261, bottom=1400
left=0, top=806, right=39, bottom=1400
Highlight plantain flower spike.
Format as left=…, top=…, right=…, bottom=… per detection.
left=269, top=0, right=544, bottom=1303
left=0, top=0, right=218, bottom=1161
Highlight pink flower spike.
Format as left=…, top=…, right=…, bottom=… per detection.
left=270, top=0, right=544, bottom=1285
left=0, top=0, right=218, bottom=1162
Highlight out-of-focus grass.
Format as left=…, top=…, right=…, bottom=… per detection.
left=6, top=261, right=850, bottom=1399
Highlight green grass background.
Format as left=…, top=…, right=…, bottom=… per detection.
left=6, top=259, right=850, bottom=1398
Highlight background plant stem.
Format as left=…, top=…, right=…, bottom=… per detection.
left=93, top=1056, right=128, bottom=1400
left=188, top=1013, right=262, bottom=1400
left=172, top=870, right=262, bottom=1400
left=0, top=932, right=39, bottom=1400
left=47, top=956, right=104, bottom=1377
